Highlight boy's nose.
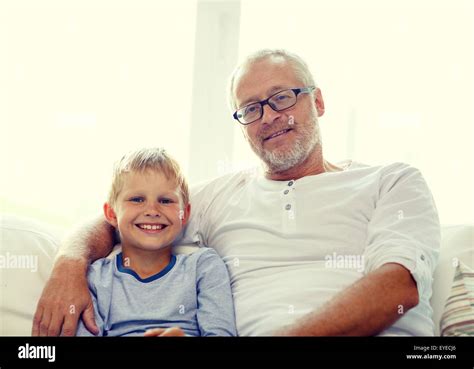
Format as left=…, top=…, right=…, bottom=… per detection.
left=145, top=211, right=161, bottom=217
left=145, top=206, right=161, bottom=217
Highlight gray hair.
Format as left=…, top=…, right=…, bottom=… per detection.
left=227, top=49, right=317, bottom=111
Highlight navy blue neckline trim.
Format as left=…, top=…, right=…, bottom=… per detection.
left=116, top=252, right=176, bottom=283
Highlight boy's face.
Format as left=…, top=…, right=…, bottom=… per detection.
left=104, top=170, right=190, bottom=253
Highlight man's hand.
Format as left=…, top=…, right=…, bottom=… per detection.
left=144, top=327, right=186, bottom=337
left=32, top=257, right=99, bottom=336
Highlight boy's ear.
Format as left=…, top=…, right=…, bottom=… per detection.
left=180, top=203, right=191, bottom=226
left=103, top=202, right=118, bottom=228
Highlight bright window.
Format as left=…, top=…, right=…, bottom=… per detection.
left=0, top=0, right=197, bottom=227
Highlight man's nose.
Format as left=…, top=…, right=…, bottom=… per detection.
left=261, top=103, right=282, bottom=125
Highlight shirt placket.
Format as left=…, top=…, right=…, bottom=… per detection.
left=281, top=179, right=297, bottom=233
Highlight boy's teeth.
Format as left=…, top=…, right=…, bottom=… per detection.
left=139, top=224, right=164, bottom=230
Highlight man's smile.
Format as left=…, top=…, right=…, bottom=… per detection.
left=263, top=128, right=293, bottom=142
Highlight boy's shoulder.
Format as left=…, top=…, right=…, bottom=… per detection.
left=174, top=245, right=219, bottom=260
left=90, top=255, right=115, bottom=269
left=87, top=255, right=116, bottom=283
left=176, top=246, right=218, bottom=259
left=176, top=247, right=224, bottom=268
left=184, top=248, right=230, bottom=282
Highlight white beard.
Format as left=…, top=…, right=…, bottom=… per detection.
left=249, top=115, right=320, bottom=173
left=262, top=131, right=318, bottom=173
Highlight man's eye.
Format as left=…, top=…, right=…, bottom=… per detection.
left=244, top=104, right=259, bottom=115
left=275, top=94, right=290, bottom=101
left=129, top=197, right=144, bottom=203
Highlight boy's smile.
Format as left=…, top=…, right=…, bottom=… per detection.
left=136, top=223, right=168, bottom=232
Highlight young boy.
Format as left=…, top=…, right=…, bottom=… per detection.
left=76, top=148, right=236, bottom=336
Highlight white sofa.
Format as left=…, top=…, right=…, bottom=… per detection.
left=0, top=213, right=472, bottom=336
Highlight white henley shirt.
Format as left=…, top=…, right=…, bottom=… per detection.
left=180, top=161, right=440, bottom=336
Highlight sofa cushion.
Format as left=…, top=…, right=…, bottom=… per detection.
left=439, top=262, right=474, bottom=336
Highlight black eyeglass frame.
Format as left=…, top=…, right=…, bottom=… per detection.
left=232, top=86, right=316, bottom=125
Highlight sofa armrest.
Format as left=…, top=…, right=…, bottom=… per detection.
left=431, top=225, right=474, bottom=335
left=0, top=214, right=63, bottom=336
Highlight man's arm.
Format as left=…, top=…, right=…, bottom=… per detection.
left=76, top=282, right=105, bottom=337
left=31, top=215, right=116, bottom=336
left=273, top=263, right=419, bottom=336
left=276, top=164, right=439, bottom=336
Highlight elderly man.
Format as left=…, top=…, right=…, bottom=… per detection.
left=32, top=49, right=440, bottom=337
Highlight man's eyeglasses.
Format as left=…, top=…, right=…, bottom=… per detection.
left=233, top=86, right=316, bottom=125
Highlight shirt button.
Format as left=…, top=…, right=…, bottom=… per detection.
left=288, top=181, right=294, bottom=186
left=420, top=254, right=425, bottom=261
left=285, top=204, right=291, bottom=210
left=284, top=189, right=289, bottom=195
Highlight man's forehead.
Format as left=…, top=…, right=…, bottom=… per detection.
left=234, top=58, right=300, bottom=106
left=235, top=57, right=294, bottom=86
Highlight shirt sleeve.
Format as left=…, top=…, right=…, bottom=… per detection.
left=176, top=180, right=212, bottom=245
left=363, top=163, right=440, bottom=302
left=195, top=249, right=237, bottom=336
left=76, top=264, right=106, bottom=336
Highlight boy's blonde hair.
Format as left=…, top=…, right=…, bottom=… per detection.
left=107, top=147, right=189, bottom=209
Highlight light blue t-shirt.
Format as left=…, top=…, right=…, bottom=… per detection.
left=76, top=247, right=236, bottom=336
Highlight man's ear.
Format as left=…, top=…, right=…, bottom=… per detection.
left=103, top=202, right=118, bottom=228
left=314, top=88, right=325, bottom=117
left=179, top=203, right=191, bottom=226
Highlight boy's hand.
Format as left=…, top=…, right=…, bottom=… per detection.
left=32, top=257, right=99, bottom=336
left=144, top=327, right=186, bottom=337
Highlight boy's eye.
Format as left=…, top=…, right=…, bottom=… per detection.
left=159, top=198, right=174, bottom=204
left=129, top=197, right=144, bottom=203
